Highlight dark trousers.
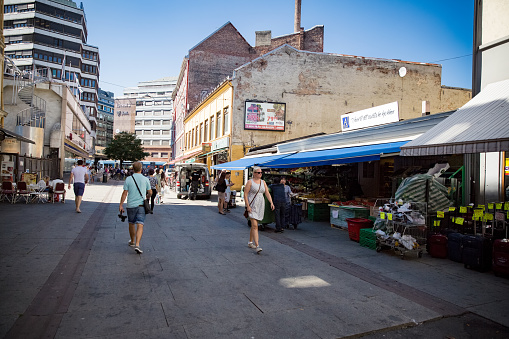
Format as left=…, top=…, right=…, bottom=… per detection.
left=274, top=201, right=286, bottom=231
left=150, top=188, right=157, bottom=210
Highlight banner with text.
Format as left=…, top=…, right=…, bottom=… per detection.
left=341, top=101, right=399, bottom=132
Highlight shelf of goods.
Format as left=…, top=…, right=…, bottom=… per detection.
left=329, top=205, right=370, bottom=229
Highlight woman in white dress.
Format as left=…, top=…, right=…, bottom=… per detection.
left=245, top=166, right=275, bottom=253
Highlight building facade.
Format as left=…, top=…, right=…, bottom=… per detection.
left=171, top=21, right=324, bottom=162
left=95, top=88, right=113, bottom=156
left=123, top=77, right=176, bottom=163
left=3, top=0, right=100, bottom=151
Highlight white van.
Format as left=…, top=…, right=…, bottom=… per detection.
left=174, top=163, right=211, bottom=199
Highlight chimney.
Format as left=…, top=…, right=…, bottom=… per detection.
left=422, top=101, right=430, bottom=116
left=255, top=30, right=271, bottom=47
left=294, top=0, right=302, bottom=33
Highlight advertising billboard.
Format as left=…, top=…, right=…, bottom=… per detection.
left=244, top=101, right=286, bottom=131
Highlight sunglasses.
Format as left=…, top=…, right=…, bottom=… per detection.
left=254, top=171, right=262, bottom=174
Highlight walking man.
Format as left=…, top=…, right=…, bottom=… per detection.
left=68, top=159, right=89, bottom=213
left=119, top=161, right=152, bottom=254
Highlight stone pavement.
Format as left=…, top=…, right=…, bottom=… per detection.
left=1, top=180, right=509, bottom=338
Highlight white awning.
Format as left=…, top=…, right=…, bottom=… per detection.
left=400, top=79, right=509, bottom=156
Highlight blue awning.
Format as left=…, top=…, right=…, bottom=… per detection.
left=261, top=141, right=409, bottom=168
left=211, top=153, right=294, bottom=170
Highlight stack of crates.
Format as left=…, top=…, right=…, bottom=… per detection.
left=359, top=228, right=377, bottom=250
left=307, top=202, right=330, bottom=221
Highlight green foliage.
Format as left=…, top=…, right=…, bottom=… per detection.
left=104, top=132, right=149, bottom=165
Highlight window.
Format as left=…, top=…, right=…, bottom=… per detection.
left=161, top=153, right=168, bottom=158
left=153, top=130, right=161, bottom=135
left=195, top=128, right=199, bottom=146
left=210, top=117, right=215, bottom=140
left=143, top=120, right=151, bottom=125
left=216, top=112, right=222, bottom=138
left=162, top=120, right=170, bottom=125
left=135, top=130, right=142, bottom=136
left=223, top=107, right=229, bottom=134
left=145, top=130, right=152, bottom=135
left=135, top=121, right=142, bottom=125
left=199, top=123, right=203, bottom=144
left=204, top=120, right=208, bottom=141
left=161, top=130, right=170, bottom=135
left=162, top=140, right=170, bottom=146
left=151, top=152, right=159, bottom=158
left=153, top=120, right=161, bottom=125
left=191, top=129, right=194, bottom=147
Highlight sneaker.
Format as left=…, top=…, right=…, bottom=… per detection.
left=256, top=246, right=262, bottom=254
left=134, top=247, right=143, bottom=254
left=128, top=241, right=135, bottom=247
left=274, top=229, right=284, bottom=233
left=248, top=242, right=256, bottom=249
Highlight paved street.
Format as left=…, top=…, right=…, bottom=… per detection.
left=1, top=180, right=509, bottom=339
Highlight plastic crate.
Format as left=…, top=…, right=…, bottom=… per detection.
left=359, top=228, right=377, bottom=241
left=360, top=237, right=377, bottom=250
left=308, top=203, right=329, bottom=221
left=346, top=218, right=374, bottom=242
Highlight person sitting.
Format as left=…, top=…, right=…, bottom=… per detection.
left=50, top=178, right=66, bottom=202
left=37, top=176, right=50, bottom=191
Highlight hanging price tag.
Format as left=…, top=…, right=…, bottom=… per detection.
left=473, top=216, right=479, bottom=221
left=488, top=203, right=494, bottom=210
left=496, top=203, right=502, bottom=210
left=437, top=211, right=444, bottom=218
left=507, top=211, right=509, bottom=219
left=486, top=213, right=494, bottom=221
left=433, top=220, right=441, bottom=227
left=505, top=202, right=509, bottom=210
left=380, top=212, right=385, bottom=219
left=455, top=217, right=465, bottom=225
left=459, top=206, right=467, bottom=213
left=478, top=205, right=485, bottom=211
left=387, top=213, right=393, bottom=221
left=451, top=217, right=456, bottom=223
left=449, top=207, right=456, bottom=212
left=474, top=209, right=484, bottom=217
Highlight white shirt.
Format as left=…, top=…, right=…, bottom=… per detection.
left=71, top=166, right=88, bottom=184
left=52, top=179, right=64, bottom=190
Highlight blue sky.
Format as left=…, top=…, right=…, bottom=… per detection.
left=83, top=0, right=474, bottom=98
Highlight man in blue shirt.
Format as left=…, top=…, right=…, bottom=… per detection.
left=269, top=176, right=286, bottom=233
left=119, top=161, right=152, bottom=254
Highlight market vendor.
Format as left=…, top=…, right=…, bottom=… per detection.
left=281, top=177, right=293, bottom=228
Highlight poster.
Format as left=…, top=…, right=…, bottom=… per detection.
left=244, top=101, right=286, bottom=131
left=1, top=161, right=15, bottom=182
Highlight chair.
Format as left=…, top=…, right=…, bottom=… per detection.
left=30, top=185, right=48, bottom=204
left=16, top=181, right=31, bottom=204
left=1, top=181, right=16, bottom=203
left=52, top=182, right=65, bottom=203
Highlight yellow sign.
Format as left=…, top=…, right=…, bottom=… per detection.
left=459, top=206, right=467, bottom=213
left=387, top=213, right=393, bottom=221
left=488, top=203, right=494, bottom=210
left=455, top=217, right=464, bottom=225
left=496, top=203, right=502, bottom=210
left=474, top=209, right=484, bottom=217
left=478, top=205, right=485, bottom=211
left=505, top=202, right=509, bottom=210
left=433, top=220, right=441, bottom=227
left=380, top=212, right=385, bottom=219
left=486, top=213, right=493, bottom=221
left=437, top=211, right=444, bottom=218
left=449, top=207, right=456, bottom=212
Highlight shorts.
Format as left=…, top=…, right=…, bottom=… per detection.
left=127, top=206, right=145, bottom=225
left=73, top=182, right=85, bottom=196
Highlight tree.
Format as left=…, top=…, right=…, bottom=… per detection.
left=104, top=132, right=149, bottom=168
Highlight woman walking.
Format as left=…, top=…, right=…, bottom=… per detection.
left=245, top=166, right=274, bottom=253
left=148, top=168, right=159, bottom=212
left=216, top=171, right=227, bottom=215
left=223, top=171, right=234, bottom=212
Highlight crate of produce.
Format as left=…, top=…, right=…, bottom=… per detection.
left=308, top=202, right=329, bottom=221
left=346, top=218, right=374, bottom=242
left=330, top=205, right=370, bottom=228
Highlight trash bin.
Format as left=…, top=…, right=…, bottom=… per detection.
left=346, top=218, right=373, bottom=242
left=103, top=173, right=108, bottom=183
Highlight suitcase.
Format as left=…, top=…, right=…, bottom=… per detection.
left=447, top=232, right=463, bottom=263
left=492, top=239, right=509, bottom=276
left=287, top=203, right=302, bottom=228
left=462, top=234, right=492, bottom=272
left=428, top=234, right=448, bottom=258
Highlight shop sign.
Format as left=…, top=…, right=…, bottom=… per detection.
left=212, top=137, right=229, bottom=151
left=341, top=101, right=399, bottom=132
left=505, top=158, right=509, bottom=175
left=185, top=158, right=196, bottom=163
left=1, top=138, right=20, bottom=153
left=244, top=101, right=286, bottom=131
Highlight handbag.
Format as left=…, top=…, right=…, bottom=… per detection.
left=244, top=180, right=262, bottom=219
left=132, top=175, right=152, bottom=214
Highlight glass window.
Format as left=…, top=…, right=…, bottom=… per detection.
left=151, top=152, right=159, bottom=157
left=216, top=112, right=222, bottom=137
left=200, top=123, right=203, bottom=144
left=161, top=153, right=168, bottom=158
left=153, top=130, right=161, bottom=135
left=210, top=117, right=215, bottom=140
left=204, top=120, right=208, bottom=141
left=223, top=107, right=229, bottom=134
left=144, top=120, right=151, bottom=125
left=191, top=129, right=194, bottom=147
left=195, top=128, right=199, bottom=146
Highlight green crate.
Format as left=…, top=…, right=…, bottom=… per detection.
left=360, top=237, right=377, bottom=250
left=308, top=203, right=330, bottom=221
left=359, top=228, right=377, bottom=241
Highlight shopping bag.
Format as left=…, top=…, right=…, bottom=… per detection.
left=143, top=199, right=152, bottom=214
left=243, top=209, right=249, bottom=218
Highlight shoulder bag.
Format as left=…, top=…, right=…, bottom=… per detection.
left=132, top=175, right=152, bottom=214
left=244, top=180, right=262, bottom=219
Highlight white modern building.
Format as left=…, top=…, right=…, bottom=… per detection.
left=123, top=77, right=176, bottom=163
left=3, top=0, right=100, bottom=146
